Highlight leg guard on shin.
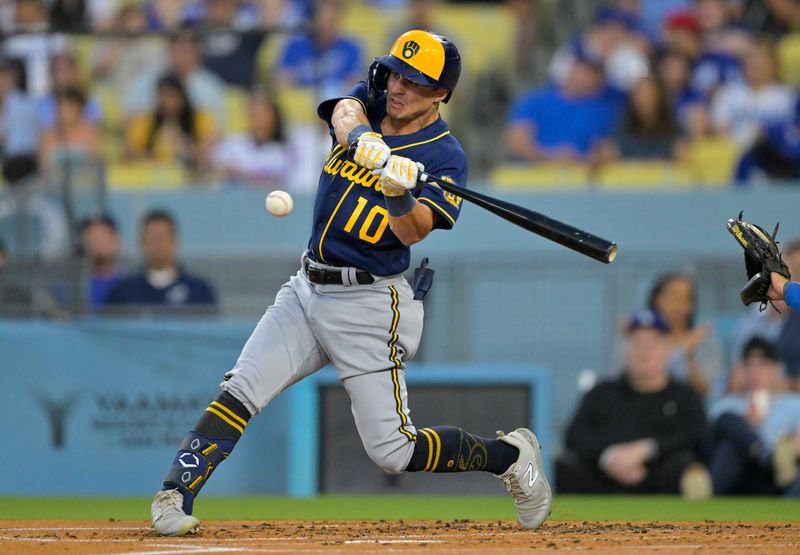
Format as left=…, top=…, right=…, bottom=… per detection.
left=163, top=392, right=251, bottom=514
left=405, top=426, right=519, bottom=474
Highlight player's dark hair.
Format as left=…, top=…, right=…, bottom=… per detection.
left=647, top=272, right=697, bottom=330
left=80, top=212, right=117, bottom=233
left=142, top=209, right=177, bottom=236
left=148, top=74, right=196, bottom=154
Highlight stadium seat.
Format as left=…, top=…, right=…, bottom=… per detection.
left=685, top=137, right=739, bottom=187
left=777, top=33, right=800, bottom=86
left=596, top=161, right=693, bottom=189
left=106, top=161, right=188, bottom=190
left=224, top=87, right=249, bottom=134
left=489, top=163, right=590, bottom=190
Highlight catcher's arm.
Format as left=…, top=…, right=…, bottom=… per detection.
left=769, top=273, right=800, bottom=313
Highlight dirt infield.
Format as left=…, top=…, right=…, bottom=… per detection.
left=1, top=520, right=798, bottom=554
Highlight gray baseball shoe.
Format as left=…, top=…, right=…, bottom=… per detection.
left=151, top=489, right=200, bottom=536
left=496, top=428, right=552, bottom=529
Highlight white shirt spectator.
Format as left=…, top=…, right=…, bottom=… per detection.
left=711, top=82, right=796, bottom=149
left=213, top=133, right=293, bottom=187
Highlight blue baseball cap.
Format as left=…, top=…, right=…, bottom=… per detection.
left=626, top=309, right=669, bottom=335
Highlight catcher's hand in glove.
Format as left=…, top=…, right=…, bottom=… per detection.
left=373, top=155, right=424, bottom=197
left=726, top=211, right=791, bottom=309
left=349, top=129, right=391, bottom=170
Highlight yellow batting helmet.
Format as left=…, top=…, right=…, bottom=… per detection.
left=370, top=30, right=461, bottom=103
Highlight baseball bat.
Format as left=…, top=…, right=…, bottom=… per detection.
left=418, top=173, right=618, bottom=264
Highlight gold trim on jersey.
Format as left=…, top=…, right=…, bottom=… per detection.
left=318, top=181, right=356, bottom=262
left=417, top=197, right=456, bottom=227
left=388, top=285, right=416, bottom=442
left=390, top=131, right=451, bottom=153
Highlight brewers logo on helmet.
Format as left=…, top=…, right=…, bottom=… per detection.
left=369, top=30, right=461, bottom=103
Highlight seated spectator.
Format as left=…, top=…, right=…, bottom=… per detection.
left=79, top=213, right=120, bottom=311
left=125, top=29, right=226, bottom=131
left=91, top=4, right=167, bottom=98
left=505, top=46, right=624, bottom=164
left=558, top=309, right=709, bottom=496
left=201, top=0, right=267, bottom=89
left=144, top=0, right=191, bottom=30
left=731, top=239, right=800, bottom=388
left=598, top=74, right=686, bottom=161
left=40, top=87, right=100, bottom=171
left=646, top=273, right=724, bottom=396
left=711, top=39, right=795, bottom=150
left=549, top=7, right=651, bottom=93
left=0, top=57, right=40, bottom=183
left=37, top=52, right=101, bottom=131
left=662, top=9, right=702, bottom=60
left=656, top=49, right=708, bottom=137
left=105, top=210, right=216, bottom=309
left=125, top=74, right=216, bottom=171
left=212, top=91, right=293, bottom=187
left=690, top=0, right=752, bottom=98
left=709, top=337, right=800, bottom=495
left=276, top=0, right=362, bottom=99
left=1, top=0, right=65, bottom=97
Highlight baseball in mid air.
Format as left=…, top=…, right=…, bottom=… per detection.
left=265, top=190, right=293, bottom=217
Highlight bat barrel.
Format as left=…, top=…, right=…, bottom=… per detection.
left=419, top=172, right=618, bottom=264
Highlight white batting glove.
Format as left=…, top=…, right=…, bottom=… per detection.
left=351, top=131, right=391, bottom=170
left=374, top=155, right=424, bottom=197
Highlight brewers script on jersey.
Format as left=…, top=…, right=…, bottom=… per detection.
left=150, top=30, right=552, bottom=537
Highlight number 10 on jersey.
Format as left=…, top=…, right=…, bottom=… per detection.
left=343, top=196, right=390, bottom=244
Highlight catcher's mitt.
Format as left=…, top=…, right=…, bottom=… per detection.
left=726, top=211, right=791, bottom=309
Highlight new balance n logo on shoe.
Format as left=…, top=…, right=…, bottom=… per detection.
left=524, top=462, right=539, bottom=487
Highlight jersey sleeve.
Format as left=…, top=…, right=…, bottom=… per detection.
left=317, top=81, right=369, bottom=126
left=786, top=281, right=800, bottom=314
left=416, top=146, right=468, bottom=230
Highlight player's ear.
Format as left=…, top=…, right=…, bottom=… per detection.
left=433, top=87, right=449, bottom=104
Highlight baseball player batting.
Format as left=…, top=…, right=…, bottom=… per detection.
left=151, top=30, right=552, bottom=536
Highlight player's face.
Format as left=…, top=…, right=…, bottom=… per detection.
left=141, top=220, right=178, bottom=270
left=626, top=328, right=669, bottom=382
left=385, top=71, right=447, bottom=123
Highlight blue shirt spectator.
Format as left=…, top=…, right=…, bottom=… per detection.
left=80, top=213, right=121, bottom=311
left=104, top=210, right=216, bottom=311
left=708, top=337, right=800, bottom=495
left=105, top=270, right=215, bottom=306
left=505, top=51, right=624, bottom=162
left=277, top=0, right=362, bottom=99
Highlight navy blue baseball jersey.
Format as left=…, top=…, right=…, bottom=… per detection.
left=310, top=81, right=468, bottom=276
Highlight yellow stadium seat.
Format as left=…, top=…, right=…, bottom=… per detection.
left=490, top=163, right=590, bottom=190
left=685, top=136, right=739, bottom=187
left=596, top=161, right=693, bottom=189
left=106, top=161, right=188, bottom=190
left=432, top=5, right=515, bottom=78
left=276, top=86, right=318, bottom=126
left=778, top=33, right=800, bottom=86
left=224, top=86, right=249, bottom=134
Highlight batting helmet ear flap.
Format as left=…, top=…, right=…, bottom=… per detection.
left=367, top=58, right=390, bottom=111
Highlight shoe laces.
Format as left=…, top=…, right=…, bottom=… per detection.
left=499, top=468, right=525, bottom=497
left=154, top=490, right=183, bottom=516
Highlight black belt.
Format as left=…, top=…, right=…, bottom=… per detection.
left=303, top=259, right=375, bottom=285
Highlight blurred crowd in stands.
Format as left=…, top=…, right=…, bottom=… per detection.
left=1, top=0, right=800, bottom=192
left=560, top=259, right=800, bottom=499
